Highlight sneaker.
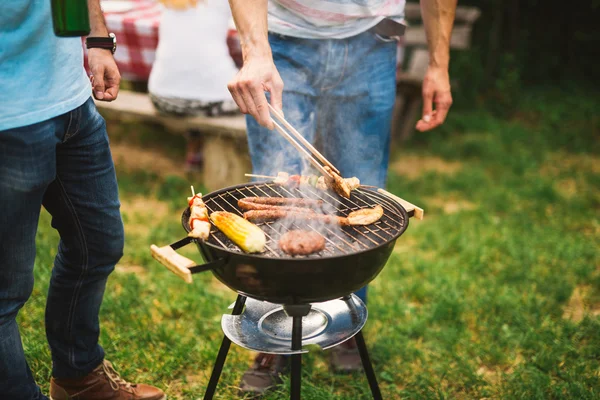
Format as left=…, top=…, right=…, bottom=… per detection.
left=239, top=353, right=288, bottom=396
left=50, top=360, right=165, bottom=400
left=329, top=337, right=363, bottom=373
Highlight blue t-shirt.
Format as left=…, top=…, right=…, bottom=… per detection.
left=0, top=0, right=91, bottom=131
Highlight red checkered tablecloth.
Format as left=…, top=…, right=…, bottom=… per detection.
left=84, top=0, right=242, bottom=81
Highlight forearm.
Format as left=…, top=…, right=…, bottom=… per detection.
left=420, top=0, right=457, bottom=68
left=228, top=0, right=271, bottom=60
left=88, top=0, right=108, bottom=36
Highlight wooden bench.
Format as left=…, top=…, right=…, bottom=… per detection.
left=95, top=90, right=250, bottom=191
left=392, top=3, right=481, bottom=142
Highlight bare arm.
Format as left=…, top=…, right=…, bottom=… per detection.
left=416, top=0, right=457, bottom=132
left=227, top=0, right=283, bottom=129
left=87, top=0, right=121, bottom=101
left=88, top=0, right=108, bottom=36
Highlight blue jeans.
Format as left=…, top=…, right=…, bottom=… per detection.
left=0, top=98, right=124, bottom=400
left=247, top=31, right=398, bottom=303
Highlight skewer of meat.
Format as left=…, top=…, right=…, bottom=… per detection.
left=245, top=172, right=361, bottom=193
left=187, top=187, right=211, bottom=240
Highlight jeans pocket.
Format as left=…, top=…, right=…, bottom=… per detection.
left=371, top=31, right=399, bottom=44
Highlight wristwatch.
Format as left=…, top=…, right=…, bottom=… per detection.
left=85, top=33, right=117, bottom=54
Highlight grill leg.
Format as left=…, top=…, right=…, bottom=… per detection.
left=203, top=295, right=247, bottom=400
left=290, top=315, right=302, bottom=400
left=355, top=330, right=382, bottom=400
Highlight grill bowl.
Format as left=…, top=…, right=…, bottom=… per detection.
left=183, top=182, right=409, bottom=304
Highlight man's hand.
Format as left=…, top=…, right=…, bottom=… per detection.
left=228, top=55, right=283, bottom=130
left=415, top=65, right=453, bottom=132
left=88, top=48, right=120, bottom=102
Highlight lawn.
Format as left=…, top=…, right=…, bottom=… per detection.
left=21, top=89, right=599, bottom=399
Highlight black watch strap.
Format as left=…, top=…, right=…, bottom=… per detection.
left=86, top=33, right=116, bottom=54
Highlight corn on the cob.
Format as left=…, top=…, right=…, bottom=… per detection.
left=210, top=211, right=266, bottom=253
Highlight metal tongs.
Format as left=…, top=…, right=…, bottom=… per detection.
left=268, top=104, right=338, bottom=178
left=267, top=104, right=424, bottom=219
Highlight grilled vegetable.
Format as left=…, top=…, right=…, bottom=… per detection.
left=210, top=211, right=266, bottom=253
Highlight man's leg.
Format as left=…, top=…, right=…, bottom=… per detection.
left=320, top=34, right=397, bottom=190
left=320, top=32, right=398, bottom=306
left=43, top=98, right=124, bottom=379
left=240, top=33, right=320, bottom=396
left=0, top=119, right=62, bottom=400
left=43, top=98, right=164, bottom=400
left=319, top=32, right=397, bottom=372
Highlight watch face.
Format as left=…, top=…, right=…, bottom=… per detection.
left=109, top=33, right=117, bottom=53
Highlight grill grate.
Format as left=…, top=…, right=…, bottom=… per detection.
left=201, top=182, right=407, bottom=258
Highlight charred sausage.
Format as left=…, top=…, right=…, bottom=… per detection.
left=241, top=197, right=324, bottom=207
left=237, top=199, right=315, bottom=213
left=244, top=210, right=349, bottom=225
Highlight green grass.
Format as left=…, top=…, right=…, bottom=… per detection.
left=20, top=89, right=599, bottom=399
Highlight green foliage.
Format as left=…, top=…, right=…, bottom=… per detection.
left=408, top=0, right=600, bottom=114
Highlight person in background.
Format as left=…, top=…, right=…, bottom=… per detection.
left=226, top=0, right=456, bottom=395
left=0, top=1, right=164, bottom=399
left=148, top=0, right=240, bottom=172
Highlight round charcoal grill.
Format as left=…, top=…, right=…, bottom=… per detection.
left=152, top=181, right=413, bottom=305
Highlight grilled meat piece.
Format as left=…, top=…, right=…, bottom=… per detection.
left=316, top=176, right=327, bottom=191
left=345, top=177, right=361, bottom=191
left=244, top=210, right=349, bottom=225
left=323, top=166, right=352, bottom=198
left=346, top=205, right=384, bottom=226
left=279, top=230, right=326, bottom=256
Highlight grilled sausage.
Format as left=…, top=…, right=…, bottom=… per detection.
left=244, top=210, right=349, bottom=225
left=279, top=230, right=326, bottom=256
left=237, top=199, right=314, bottom=213
left=241, top=197, right=324, bottom=207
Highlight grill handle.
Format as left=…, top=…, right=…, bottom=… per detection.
left=377, top=189, right=424, bottom=220
left=150, top=240, right=226, bottom=283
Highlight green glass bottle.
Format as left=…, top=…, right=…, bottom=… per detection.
left=50, top=0, right=91, bottom=37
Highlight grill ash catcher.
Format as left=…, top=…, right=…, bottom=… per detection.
left=151, top=182, right=423, bottom=399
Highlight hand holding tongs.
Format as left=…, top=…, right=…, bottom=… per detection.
left=268, top=104, right=340, bottom=178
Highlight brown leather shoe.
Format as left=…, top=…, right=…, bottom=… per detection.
left=50, top=360, right=165, bottom=400
left=330, top=337, right=363, bottom=373
left=239, top=353, right=288, bottom=396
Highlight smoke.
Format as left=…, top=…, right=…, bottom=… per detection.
left=270, top=196, right=345, bottom=256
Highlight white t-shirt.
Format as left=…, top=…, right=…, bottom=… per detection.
left=148, top=0, right=238, bottom=101
left=268, top=0, right=406, bottom=39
